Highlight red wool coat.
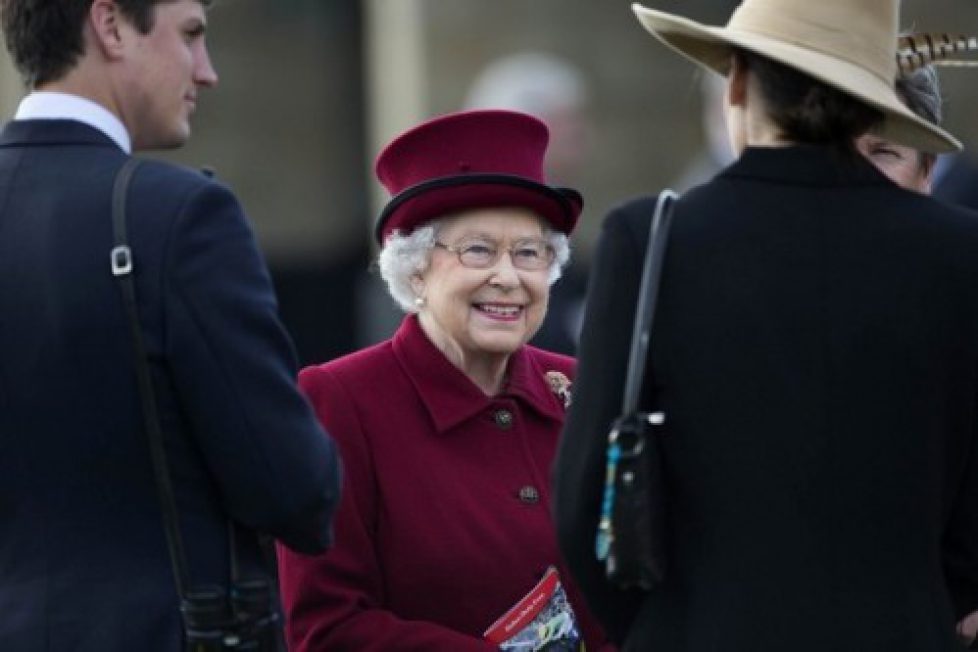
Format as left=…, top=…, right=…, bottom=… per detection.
left=278, top=316, right=612, bottom=651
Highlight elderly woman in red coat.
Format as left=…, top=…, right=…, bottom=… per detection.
left=277, top=110, right=612, bottom=651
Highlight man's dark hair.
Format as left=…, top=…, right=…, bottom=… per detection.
left=735, top=49, right=884, bottom=152
left=0, top=0, right=207, bottom=88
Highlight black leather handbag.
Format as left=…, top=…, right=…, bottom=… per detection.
left=595, top=190, right=677, bottom=591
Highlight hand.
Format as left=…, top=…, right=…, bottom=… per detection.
left=957, top=610, right=978, bottom=648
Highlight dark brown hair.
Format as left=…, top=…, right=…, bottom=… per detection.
left=736, top=49, right=884, bottom=152
left=1, top=0, right=212, bottom=87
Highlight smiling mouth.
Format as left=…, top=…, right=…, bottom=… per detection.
left=474, top=303, right=523, bottom=320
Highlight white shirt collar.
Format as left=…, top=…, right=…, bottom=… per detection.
left=15, top=91, right=132, bottom=153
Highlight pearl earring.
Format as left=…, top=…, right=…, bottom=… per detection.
left=414, top=296, right=426, bottom=309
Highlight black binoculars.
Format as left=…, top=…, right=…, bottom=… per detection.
left=181, top=579, right=280, bottom=651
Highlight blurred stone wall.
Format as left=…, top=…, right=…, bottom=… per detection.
left=169, top=0, right=367, bottom=266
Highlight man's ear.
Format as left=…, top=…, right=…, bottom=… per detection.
left=88, top=0, right=126, bottom=60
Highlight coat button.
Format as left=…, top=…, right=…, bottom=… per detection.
left=518, top=486, right=540, bottom=504
left=493, top=409, right=513, bottom=430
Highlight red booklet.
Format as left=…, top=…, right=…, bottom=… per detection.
left=483, top=566, right=585, bottom=651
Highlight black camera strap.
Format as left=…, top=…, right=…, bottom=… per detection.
left=111, top=157, right=192, bottom=600
left=112, top=160, right=284, bottom=651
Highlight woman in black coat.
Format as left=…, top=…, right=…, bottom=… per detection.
left=553, top=1, right=978, bottom=650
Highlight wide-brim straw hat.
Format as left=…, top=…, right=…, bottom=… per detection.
left=374, top=110, right=582, bottom=244
left=632, top=0, right=961, bottom=154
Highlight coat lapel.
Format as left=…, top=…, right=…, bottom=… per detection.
left=391, top=315, right=565, bottom=435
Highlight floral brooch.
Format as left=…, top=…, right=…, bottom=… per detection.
left=545, top=371, right=572, bottom=409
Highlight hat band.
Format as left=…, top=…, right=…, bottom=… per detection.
left=382, top=173, right=574, bottom=218
left=376, top=174, right=579, bottom=242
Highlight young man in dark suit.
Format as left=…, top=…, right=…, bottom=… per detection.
left=0, top=1, right=340, bottom=649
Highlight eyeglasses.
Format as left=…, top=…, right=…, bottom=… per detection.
left=434, top=238, right=555, bottom=271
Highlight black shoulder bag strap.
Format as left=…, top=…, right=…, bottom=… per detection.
left=595, top=189, right=678, bottom=590
left=621, top=188, right=678, bottom=415
left=110, top=157, right=192, bottom=599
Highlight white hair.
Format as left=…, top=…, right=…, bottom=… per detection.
left=378, top=224, right=439, bottom=313
left=377, top=217, right=572, bottom=314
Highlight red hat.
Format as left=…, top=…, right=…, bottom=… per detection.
left=374, top=110, right=582, bottom=244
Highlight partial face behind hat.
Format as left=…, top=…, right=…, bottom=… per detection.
left=631, top=0, right=961, bottom=154
left=373, top=110, right=583, bottom=244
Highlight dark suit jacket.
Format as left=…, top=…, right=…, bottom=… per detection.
left=0, top=119, right=340, bottom=651
left=554, top=146, right=978, bottom=651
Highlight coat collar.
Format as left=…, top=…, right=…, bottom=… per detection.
left=0, top=119, right=120, bottom=150
left=391, top=315, right=565, bottom=434
left=719, top=145, right=893, bottom=188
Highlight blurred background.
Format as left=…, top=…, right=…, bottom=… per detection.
left=1, top=0, right=973, bottom=363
